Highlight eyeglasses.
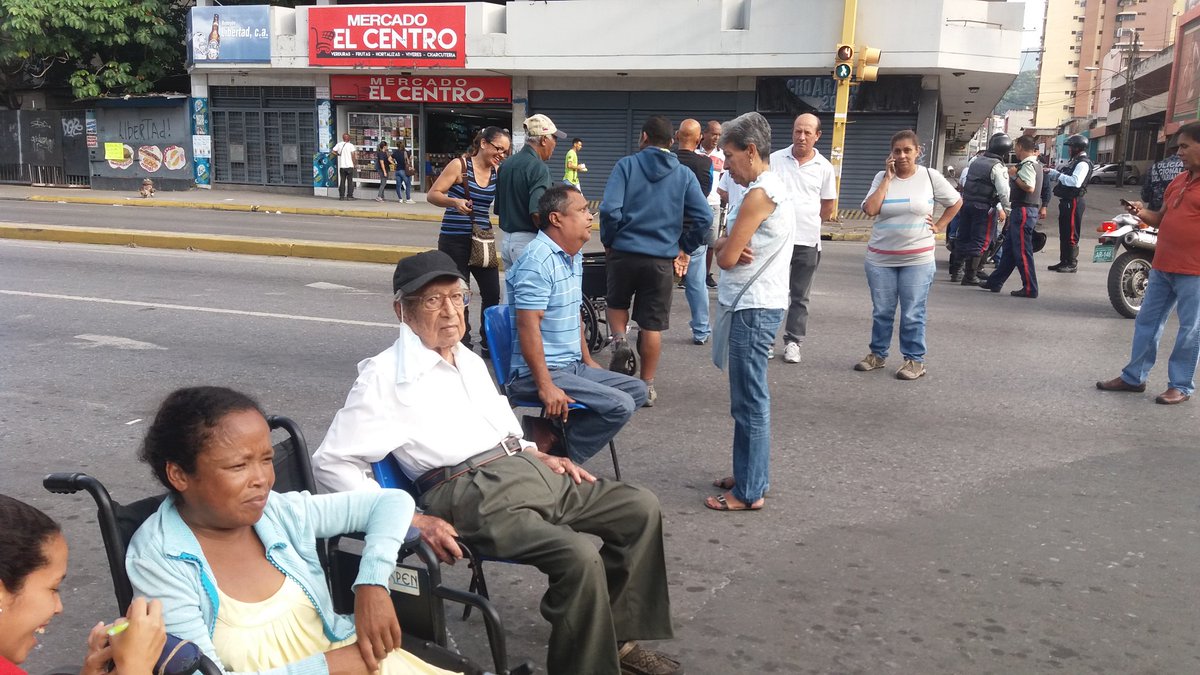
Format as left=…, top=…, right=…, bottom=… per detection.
left=485, top=140, right=510, bottom=154
left=412, top=291, right=470, bottom=311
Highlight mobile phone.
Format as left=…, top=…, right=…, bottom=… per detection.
left=1119, top=198, right=1135, bottom=209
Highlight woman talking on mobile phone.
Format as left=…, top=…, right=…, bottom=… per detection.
left=856, top=130, right=962, bottom=381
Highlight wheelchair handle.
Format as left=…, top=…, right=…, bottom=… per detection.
left=43, top=472, right=94, bottom=495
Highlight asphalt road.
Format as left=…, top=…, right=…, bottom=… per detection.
left=2, top=222, right=1197, bottom=674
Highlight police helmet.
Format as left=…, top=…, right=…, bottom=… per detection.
left=1066, top=134, right=1088, bottom=151
left=987, top=133, right=1013, bottom=157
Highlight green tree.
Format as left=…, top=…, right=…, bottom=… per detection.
left=994, top=70, right=1037, bottom=116
left=0, top=0, right=188, bottom=108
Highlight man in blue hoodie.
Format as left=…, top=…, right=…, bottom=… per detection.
left=600, top=115, right=712, bottom=405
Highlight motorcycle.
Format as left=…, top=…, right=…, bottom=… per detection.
left=1093, top=212, right=1158, bottom=319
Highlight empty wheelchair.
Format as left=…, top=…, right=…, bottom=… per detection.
left=42, top=414, right=532, bottom=675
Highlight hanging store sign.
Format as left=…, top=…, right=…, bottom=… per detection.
left=308, top=5, right=466, bottom=68
left=330, top=76, right=511, bottom=104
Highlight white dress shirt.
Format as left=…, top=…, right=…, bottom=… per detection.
left=768, top=146, right=837, bottom=248
left=312, top=323, right=531, bottom=492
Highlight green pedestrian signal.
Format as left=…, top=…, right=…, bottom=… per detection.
left=835, top=63, right=851, bottom=79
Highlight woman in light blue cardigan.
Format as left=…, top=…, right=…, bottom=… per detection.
left=125, top=387, right=449, bottom=675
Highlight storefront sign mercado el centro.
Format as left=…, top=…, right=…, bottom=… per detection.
left=309, top=5, right=465, bottom=67
left=330, top=76, right=511, bottom=104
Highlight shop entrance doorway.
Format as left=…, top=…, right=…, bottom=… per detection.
left=423, top=108, right=509, bottom=190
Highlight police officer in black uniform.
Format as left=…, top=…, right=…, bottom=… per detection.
left=981, top=135, right=1042, bottom=297
left=951, top=133, right=1012, bottom=285
left=1047, top=134, right=1093, bottom=273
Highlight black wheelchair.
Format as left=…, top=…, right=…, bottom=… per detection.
left=580, top=251, right=609, bottom=354
left=42, top=415, right=533, bottom=675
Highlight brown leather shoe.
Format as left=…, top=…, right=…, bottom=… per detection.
left=1096, top=377, right=1146, bottom=393
left=1155, top=388, right=1191, bottom=405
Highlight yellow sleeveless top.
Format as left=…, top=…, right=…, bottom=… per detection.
left=212, top=577, right=454, bottom=675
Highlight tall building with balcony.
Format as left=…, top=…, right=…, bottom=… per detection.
left=1034, top=0, right=1183, bottom=130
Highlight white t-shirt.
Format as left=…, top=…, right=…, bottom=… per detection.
left=718, top=170, right=749, bottom=220
left=768, top=146, right=837, bottom=249
left=717, top=171, right=796, bottom=310
left=862, top=167, right=960, bottom=268
left=332, top=140, right=357, bottom=169
left=702, top=147, right=725, bottom=206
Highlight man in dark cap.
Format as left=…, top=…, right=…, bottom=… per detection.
left=313, top=250, right=682, bottom=675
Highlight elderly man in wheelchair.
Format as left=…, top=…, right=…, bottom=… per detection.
left=311, top=251, right=682, bottom=675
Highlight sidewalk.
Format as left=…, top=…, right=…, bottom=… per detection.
left=0, top=183, right=876, bottom=262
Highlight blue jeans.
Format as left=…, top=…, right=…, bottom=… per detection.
left=394, top=170, right=412, bottom=200
left=864, top=260, right=936, bottom=362
left=500, top=230, right=537, bottom=271
left=684, top=245, right=710, bottom=341
left=727, top=307, right=784, bottom=504
left=1120, top=269, right=1200, bottom=396
left=506, top=362, right=648, bottom=463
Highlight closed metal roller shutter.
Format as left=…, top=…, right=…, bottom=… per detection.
left=530, top=90, right=736, bottom=202
left=763, top=112, right=917, bottom=208
left=210, top=86, right=316, bottom=187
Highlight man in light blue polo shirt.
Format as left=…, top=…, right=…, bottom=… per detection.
left=507, top=184, right=648, bottom=464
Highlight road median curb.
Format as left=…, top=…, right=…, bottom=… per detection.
left=0, top=223, right=430, bottom=264
left=24, top=194, right=453, bottom=224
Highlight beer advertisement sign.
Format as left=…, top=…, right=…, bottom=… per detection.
left=189, top=6, right=271, bottom=63
left=330, top=76, right=511, bottom=104
left=308, top=5, right=466, bottom=68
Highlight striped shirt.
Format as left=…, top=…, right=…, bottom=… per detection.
left=506, top=231, right=582, bottom=380
left=439, top=157, right=497, bottom=236
left=862, top=167, right=960, bottom=267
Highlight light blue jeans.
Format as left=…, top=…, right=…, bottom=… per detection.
left=500, top=230, right=537, bottom=271
left=864, top=260, right=936, bottom=362
left=394, top=170, right=412, bottom=200
left=684, top=245, right=710, bottom=341
left=1120, top=269, right=1200, bottom=396
left=727, top=307, right=784, bottom=504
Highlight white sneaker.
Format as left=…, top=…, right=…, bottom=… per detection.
left=766, top=346, right=776, bottom=360
left=406, top=199, right=416, bottom=204
left=782, top=342, right=801, bottom=364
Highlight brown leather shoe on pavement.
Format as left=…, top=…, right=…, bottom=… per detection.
left=619, top=641, right=683, bottom=675
left=1155, top=388, right=1191, bottom=405
left=1096, top=377, right=1146, bottom=393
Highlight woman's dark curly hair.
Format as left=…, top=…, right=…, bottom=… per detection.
left=139, top=387, right=264, bottom=493
left=0, top=494, right=61, bottom=593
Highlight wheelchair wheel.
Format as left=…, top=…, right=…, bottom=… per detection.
left=580, top=297, right=608, bottom=354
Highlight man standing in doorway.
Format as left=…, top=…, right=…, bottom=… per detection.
left=700, top=119, right=725, bottom=288
left=768, top=113, right=837, bottom=364
left=1046, top=134, right=1093, bottom=273
left=496, top=114, right=563, bottom=269
left=331, top=132, right=357, bottom=200
left=674, top=119, right=715, bottom=345
left=600, top=115, right=712, bottom=406
left=563, top=137, right=586, bottom=190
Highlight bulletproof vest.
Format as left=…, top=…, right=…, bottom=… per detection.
left=1052, top=155, right=1092, bottom=199
left=962, top=154, right=1002, bottom=205
left=1010, top=158, right=1043, bottom=207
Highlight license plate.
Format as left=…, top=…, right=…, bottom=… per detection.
left=1093, top=243, right=1116, bottom=263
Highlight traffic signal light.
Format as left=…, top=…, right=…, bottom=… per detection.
left=834, top=44, right=854, bottom=80
left=857, top=46, right=882, bottom=82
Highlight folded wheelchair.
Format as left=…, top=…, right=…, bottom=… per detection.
left=42, top=415, right=533, bottom=675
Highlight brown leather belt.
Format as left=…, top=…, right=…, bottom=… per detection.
left=414, top=436, right=523, bottom=496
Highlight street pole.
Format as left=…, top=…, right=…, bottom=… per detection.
left=1116, top=34, right=1139, bottom=187
left=829, top=0, right=858, bottom=219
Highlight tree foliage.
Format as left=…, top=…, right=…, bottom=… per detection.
left=0, top=0, right=189, bottom=107
left=994, top=69, right=1038, bottom=117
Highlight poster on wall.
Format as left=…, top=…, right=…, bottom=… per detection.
left=330, top=75, right=510, bottom=103
left=190, top=97, right=212, bottom=186
left=308, top=5, right=465, bottom=67
left=1172, top=20, right=1200, bottom=123
left=189, top=6, right=271, bottom=63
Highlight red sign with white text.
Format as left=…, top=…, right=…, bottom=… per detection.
left=308, top=5, right=465, bottom=67
left=331, top=76, right=511, bottom=104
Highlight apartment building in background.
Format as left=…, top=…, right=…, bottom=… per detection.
left=1034, top=0, right=1185, bottom=130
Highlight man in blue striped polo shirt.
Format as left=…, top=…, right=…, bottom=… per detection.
left=506, top=184, right=648, bottom=463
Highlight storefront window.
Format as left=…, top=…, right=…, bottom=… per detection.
left=346, top=112, right=415, bottom=185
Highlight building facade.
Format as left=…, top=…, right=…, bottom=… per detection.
left=187, top=0, right=1022, bottom=205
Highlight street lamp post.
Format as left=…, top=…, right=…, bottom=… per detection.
left=1087, top=34, right=1141, bottom=186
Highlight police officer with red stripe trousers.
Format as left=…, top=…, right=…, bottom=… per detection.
left=980, top=135, right=1042, bottom=297
left=1046, top=134, right=1094, bottom=273
left=949, top=133, right=1012, bottom=284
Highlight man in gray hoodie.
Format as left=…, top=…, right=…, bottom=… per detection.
left=600, top=115, right=712, bottom=405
